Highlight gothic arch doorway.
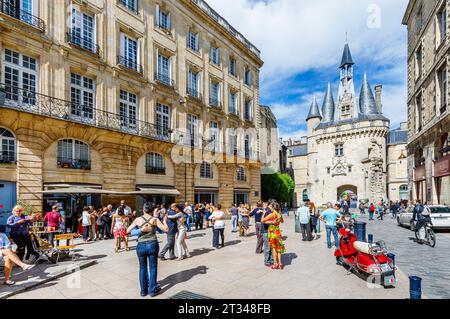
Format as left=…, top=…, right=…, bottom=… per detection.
left=337, top=185, right=358, bottom=208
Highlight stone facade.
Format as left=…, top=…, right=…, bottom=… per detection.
left=403, top=0, right=450, bottom=205
left=386, top=123, right=409, bottom=202
left=0, top=0, right=263, bottom=219
left=259, top=105, right=280, bottom=174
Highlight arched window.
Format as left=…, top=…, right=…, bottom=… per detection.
left=146, top=152, right=165, bottom=175
left=0, top=128, right=16, bottom=163
left=57, top=139, right=91, bottom=170
left=236, top=166, right=246, bottom=181
left=200, top=161, right=213, bottom=179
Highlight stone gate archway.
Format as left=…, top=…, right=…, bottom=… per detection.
left=337, top=185, right=358, bottom=208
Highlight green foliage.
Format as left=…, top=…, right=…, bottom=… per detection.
left=261, top=173, right=295, bottom=203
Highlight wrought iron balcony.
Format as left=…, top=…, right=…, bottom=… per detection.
left=155, top=72, right=174, bottom=87
left=209, top=97, right=221, bottom=108
left=187, top=87, right=202, bottom=100
left=118, top=55, right=143, bottom=74
left=0, top=83, right=173, bottom=143
left=67, top=31, right=100, bottom=55
left=0, top=153, right=15, bottom=164
left=145, top=166, right=166, bottom=175
left=0, top=0, right=45, bottom=32
left=57, top=157, right=91, bottom=170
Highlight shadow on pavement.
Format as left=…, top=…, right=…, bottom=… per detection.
left=189, top=248, right=214, bottom=257
left=224, top=240, right=241, bottom=247
left=282, top=253, right=298, bottom=266
left=188, top=233, right=206, bottom=239
left=159, top=265, right=209, bottom=293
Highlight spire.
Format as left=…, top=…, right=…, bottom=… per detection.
left=340, top=43, right=355, bottom=69
left=306, top=96, right=322, bottom=121
left=321, top=82, right=335, bottom=123
left=359, top=73, right=378, bottom=115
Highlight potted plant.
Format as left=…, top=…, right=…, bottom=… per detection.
left=0, top=84, right=6, bottom=105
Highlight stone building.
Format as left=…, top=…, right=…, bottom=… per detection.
left=403, top=0, right=450, bottom=205
left=259, top=104, right=280, bottom=174
left=386, top=122, right=409, bottom=202
left=0, top=0, right=263, bottom=228
left=285, top=137, right=308, bottom=207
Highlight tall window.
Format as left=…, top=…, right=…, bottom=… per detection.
left=415, top=6, right=423, bottom=35
left=210, top=46, right=220, bottom=65
left=229, top=57, right=237, bottom=76
left=120, top=34, right=140, bottom=72
left=209, top=80, right=220, bottom=107
left=156, top=103, right=170, bottom=138
left=156, top=53, right=171, bottom=85
left=188, top=114, right=198, bottom=147
left=188, top=30, right=200, bottom=52
left=0, top=128, right=15, bottom=163
left=244, top=135, right=251, bottom=159
left=119, top=0, right=138, bottom=13
left=200, top=161, right=213, bottom=179
left=146, top=152, right=165, bottom=175
left=415, top=45, right=423, bottom=80
left=228, top=129, right=238, bottom=155
left=1, top=0, right=37, bottom=26
left=209, top=121, right=218, bottom=152
left=335, top=143, right=344, bottom=157
left=155, top=5, right=171, bottom=31
left=416, top=93, right=423, bottom=132
left=438, top=66, right=447, bottom=114
left=57, top=139, right=90, bottom=170
left=244, top=67, right=252, bottom=86
left=229, top=91, right=238, bottom=114
left=244, top=99, right=252, bottom=121
left=188, top=70, right=200, bottom=98
left=71, top=9, right=96, bottom=53
left=120, top=90, right=138, bottom=130
left=3, top=48, right=38, bottom=106
left=70, top=73, right=95, bottom=120
left=237, top=166, right=246, bottom=181
left=437, top=6, right=447, bottom=45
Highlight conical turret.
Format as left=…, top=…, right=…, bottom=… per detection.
left=321, top=82, right=335, bottom=123
left=340, top=43, right=355, bottom=68
left=359, top=73, right=378, bottom=115
left=306, top=96, right=322, bottom=121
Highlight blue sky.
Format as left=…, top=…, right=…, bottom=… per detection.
left=207, top=0, right=409, bottom=139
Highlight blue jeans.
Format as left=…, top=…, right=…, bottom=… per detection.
left=231, top=215, right=238, bottom=232
left=261, top=232, right=273, bottom=265
left=325, top=226, right=339, bottom=249
left=186, top=215, right=192, bottom=232
left=136, top=240, right=159, bottom=295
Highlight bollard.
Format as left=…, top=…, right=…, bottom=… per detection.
left=368, top=234, right=374, bottom=244
left=354, top=221, right=367, bottom=242
left=409, top=276, right=422, bottom=299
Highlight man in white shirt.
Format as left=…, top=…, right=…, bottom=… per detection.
left=296, top=202, right=314, bottom=241
left=183, top=202, right=193, bottom=232
left=209, top=204, right=225, bottom=249
left=116, top=200, right=132, bottom=216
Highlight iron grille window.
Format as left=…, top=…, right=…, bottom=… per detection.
left=156, top=103, right=170, bottom=138
left=119, top=34, right=140, bottom=72
left=237, top=167, right=246, bottom=181
left=120, top=90, right=138, bottom=130
left=146, top=152, right=165, bottom=175
left=188, top=70, right=200, bottom=98
left=70, top=9, right=96, bottom=53
left=0, top=0, right=45, bottom=31
left=200, top=161, right=213, bottom=179
left=156, top=5, right=171, bottom=31
left=0, top=128, right=15, bottom=163
left=156, top=53, right=172, bottom=85
left=57, top=139, right=90, bottom=170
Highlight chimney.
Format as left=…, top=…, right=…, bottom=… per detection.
left=375, top=85, right=383, bottom=113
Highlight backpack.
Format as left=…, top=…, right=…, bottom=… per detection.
left=422, top=205, right=431, bottom=216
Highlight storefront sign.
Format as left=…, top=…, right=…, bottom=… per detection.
left=434, top=155, right=450, bottom=178
left=414, top=165, right=426, bottom=181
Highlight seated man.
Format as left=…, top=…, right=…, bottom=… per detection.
left=1, top=232, right=34, bottom=285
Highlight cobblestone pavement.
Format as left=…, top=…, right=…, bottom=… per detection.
left=360, top=213, right=450, bottom=299
left=8, top=215, right=410, bottom=299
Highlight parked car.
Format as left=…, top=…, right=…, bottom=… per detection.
left=397, top=205, right=450, bottom=230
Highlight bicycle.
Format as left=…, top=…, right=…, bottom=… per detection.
left=414, top=221, right=436, bottom=248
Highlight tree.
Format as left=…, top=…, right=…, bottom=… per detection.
left=261, top=173, right=295, bottom=204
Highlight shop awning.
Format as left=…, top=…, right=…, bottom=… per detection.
left=132, top=187, right=180, bottom=196
left=43, top=184, right=102, bottom=190
left=40, top=187, right=122, bottom=195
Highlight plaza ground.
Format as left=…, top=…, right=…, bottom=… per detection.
left=2, top=214, right=420, bottom=299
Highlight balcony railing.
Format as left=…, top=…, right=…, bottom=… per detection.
left=155, top=23, right=172, bottom=35
left=0, top=0, right=45, bottom=32
left=155, top=72, right=174, bottom=87
left=209, top=97, right=221, bottom=108
left=145, top=166, right=166, bottom=175
left=0, top=153, right=15, bottom=163
left=67, top=31, right=100, bottom=55
left=0, top=83, right=173, bottom=143
left=187, top=87, right=202, bottom=100
left=118, top=56, right=143, bottom=73
left=57, top=157, right=91, bottom=170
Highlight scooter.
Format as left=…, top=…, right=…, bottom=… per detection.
left=334, top=227, right=397, bottom=288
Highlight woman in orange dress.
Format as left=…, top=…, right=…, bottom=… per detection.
left=262, top=202, right=285, bottom=270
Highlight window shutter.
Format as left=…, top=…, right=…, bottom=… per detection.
left=195, top=33, right=200, bottom=51
left=156, top=4, right=160, bottom=26
left=167, top=12, right=171, bottom=29
left=120, top=33, right=126, bottom=57
left=137, top=38, right=141, bottom=68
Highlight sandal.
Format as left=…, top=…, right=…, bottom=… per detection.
left=22, top=264, right=34, bottom=271
left=4, top=280, right=15, bottom=285
left=278, top=264, right=284, bottom=270
left=271, top=263, right=279, bottom=270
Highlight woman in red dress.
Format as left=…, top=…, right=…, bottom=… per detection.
left=262, top=202, right=285, bottom=270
